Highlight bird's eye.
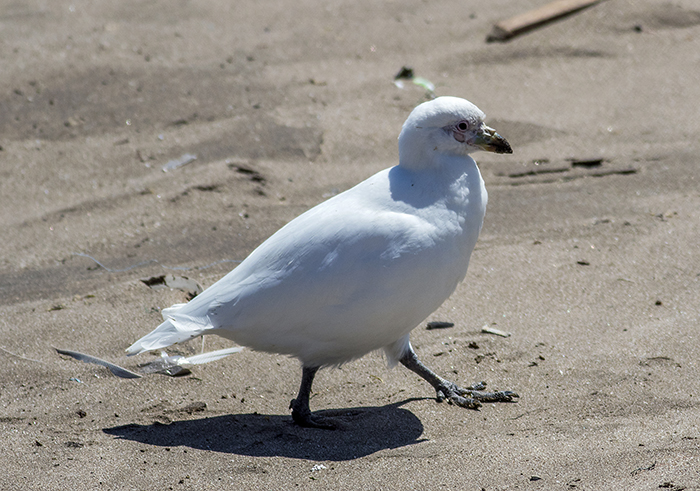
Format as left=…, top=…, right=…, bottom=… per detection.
left=457, top=122, right=469, bottom=132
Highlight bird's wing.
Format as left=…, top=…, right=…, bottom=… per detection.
left=128, top=167, right=468, bottom=360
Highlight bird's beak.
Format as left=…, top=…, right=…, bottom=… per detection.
left=473, top=125, right=512, bottom=154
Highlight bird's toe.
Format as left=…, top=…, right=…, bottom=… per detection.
left=469, top=389, right=519, bottom=403
left=435, top=380, right=518, bottom=408
left=449, top=394, right=482, bottom=409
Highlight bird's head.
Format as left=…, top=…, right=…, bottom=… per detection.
left=398, top=96, right=512, bottom=170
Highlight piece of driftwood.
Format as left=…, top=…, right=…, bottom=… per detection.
left=487, top=0, right=605, bottom=42
left=481, top=325, right=512, bottom=338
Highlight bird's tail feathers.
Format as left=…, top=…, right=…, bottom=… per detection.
left=161, top=303, right=187, bottom=320
left=126, top=308, right=212, bottom=356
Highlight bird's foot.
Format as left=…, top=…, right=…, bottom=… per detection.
left=435, top=381, right=519, bottom=409
left=398, top=345, right=519, bottom=410
left=289, top=398, right=335, bottom=430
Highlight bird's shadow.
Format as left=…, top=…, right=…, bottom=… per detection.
left=103, top=398, right=426, bottom=461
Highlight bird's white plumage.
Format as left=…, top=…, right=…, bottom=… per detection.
left=127, top=97, right=496, bottom=367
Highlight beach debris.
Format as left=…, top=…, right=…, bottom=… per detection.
left=162, top=153, right=197, bottom=172
left=481, top=325, right=512, bottom=338
left=658, top=481, right=684, bottom=490
left=138, top=347, right=244, bottom=376
left=569, top=157, right=604, bottom=168
left=426, top=321, right=455, bottom=330
left=169, top=113, right=198, bottom=127
left=310, top=464, right=327, bottom=472
left=228, top=162, right=267, bottom=184
left=190, top=184, right=220, bottom=192
left=487, top=0, right=605, bottom=42
left=140, top=274, right=203, bottom=299
left=588, top=167, right=637, bottom=177
left=631, top=461, right=656, bottom=476
left=496, top=158, right=638, bottom=186
left=55, top=348, right=142, bottom=379
left=393, top=66, right=436, bottom=98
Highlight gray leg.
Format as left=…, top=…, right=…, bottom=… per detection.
left=399, top=345, right=518, bottom=409
left=289, top=366, right=334, bottom=429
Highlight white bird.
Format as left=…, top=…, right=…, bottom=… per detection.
left=127, top=96, right=517, bottom=428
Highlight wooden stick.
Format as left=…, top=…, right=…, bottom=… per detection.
left=481, top=325, right=512, bottom=338
left=487, top=0, right=605, bottom=42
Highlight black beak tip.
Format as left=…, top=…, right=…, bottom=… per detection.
left=496, top=138, right=513, bottom=154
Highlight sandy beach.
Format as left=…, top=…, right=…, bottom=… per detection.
left=1, top=1, right=699, bottom=489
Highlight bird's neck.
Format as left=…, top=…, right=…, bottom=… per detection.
left=400, top=152, right=481, bottom=183
left=394, top=153, right=486, bottom=214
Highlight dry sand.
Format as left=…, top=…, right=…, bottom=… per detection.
left=1, top=1, right=700, bottom=489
